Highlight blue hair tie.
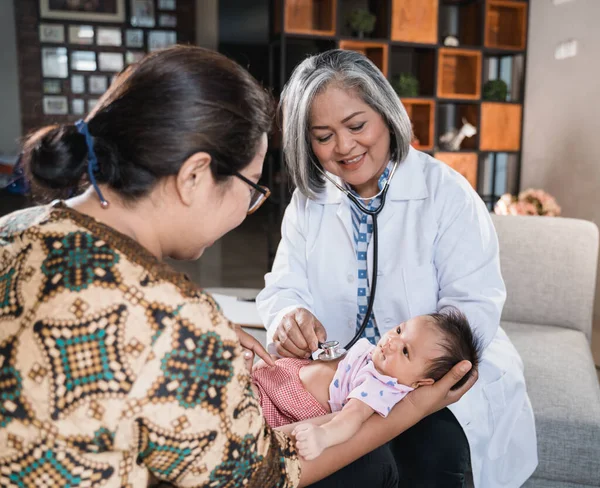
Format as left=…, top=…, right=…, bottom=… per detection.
left=75, top=119, right=109, bottom=208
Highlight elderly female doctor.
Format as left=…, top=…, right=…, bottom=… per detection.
left=257, top=50, right=537, bottom=487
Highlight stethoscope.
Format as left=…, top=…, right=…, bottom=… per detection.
left=315, top=160, right=399, bottom=361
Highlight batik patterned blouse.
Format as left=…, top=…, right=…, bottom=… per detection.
left=0, top=202, right=300, bottom=487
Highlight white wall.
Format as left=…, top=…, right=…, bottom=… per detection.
left=521, top=0, right=600, bottom=364
left=0, top=0, right=22, bottom=157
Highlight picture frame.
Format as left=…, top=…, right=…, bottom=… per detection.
left=39, top=0, right=125, bottom=23
left=71, top=50, right=97, bottom=71
left=126, top=50, right=145, bottom=65
left=130, top=0, right=155, bottom=28
left=68, top=25, right=94, bottom=45
left=158, top=0, right=176, bottom=10
left=148, top=30, right=176, bottom=52
left=71, top=98, right=85, bottom=115
left=71, top=74, right=86, bottom=94
left=43, top=96, right=68, bottom=115
left=39, top=23, right=65, bottom=43
left=158, top=13, right=176, bottom=28
left=43, top=79, right=62, bottom=94
left=97, top=27, right=122, bottom=47
left=98, top=52, right=124, bottom=72
left=89, top=75, right=108, bottom=94
left=42, top=47, right=68, bottom=78
left=125, top=29, right=144, bottom=48
left=88, top=98, right=99, bottom=111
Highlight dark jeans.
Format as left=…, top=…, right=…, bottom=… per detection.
left=308, top=444, right=398, bottom=488
left=312, top=408, right=469, bottom=488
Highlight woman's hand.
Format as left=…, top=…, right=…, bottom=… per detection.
left=404, top=360, right=478, bottom=419
left=272, top=308, right=327, bottom=358
left=234, top=326, right=275, bottom=372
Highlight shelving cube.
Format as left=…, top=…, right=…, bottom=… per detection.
left=435, top=152, right=478, bottom=189
left=402, top=98, right=435, bottom=151
left=339, top=41, right=388, bottom=77
left=277, top=0, right=337, bottom=36
left=391, top=0, right=438, bottom=45
left=437, top=48, right=481, bottom=100
left=480, top=102, right=522, bottom=151
left=485, top=0, right=527, bottom=50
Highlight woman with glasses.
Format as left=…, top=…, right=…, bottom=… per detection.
left=0, top=46, right=475, bottom=487
left=257, top=50, right=537, bottom=488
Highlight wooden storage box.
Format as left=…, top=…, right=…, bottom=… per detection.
left=437, top=48, right=481, bottom=100
left=276, top=0, right=337, bottom=36
left=391, top=0, right=438, bottom=45
left=485, top=0, right=527, bottom=50
left=402, top=98, right=435, bottom=151
left=435, top=152, right=478, bottom=189
left=480, top=102, right=522, bottom=151
left=339, top=41, right=388, bottom=77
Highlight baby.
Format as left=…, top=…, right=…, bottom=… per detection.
left=252, top=309, right=481, bottom=460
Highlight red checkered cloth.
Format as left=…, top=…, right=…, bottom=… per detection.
left=252, top=358, right=328, bottom=427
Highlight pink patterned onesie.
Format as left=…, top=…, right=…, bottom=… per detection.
left=328, top=338, right=413, bottom=417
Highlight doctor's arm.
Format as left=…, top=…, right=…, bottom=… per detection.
left=434, top=174, right=506, bottom=348
left=256, top=191, right=326, bottom=357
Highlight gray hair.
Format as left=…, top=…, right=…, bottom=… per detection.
left=280, top=49, right=412, bottom=199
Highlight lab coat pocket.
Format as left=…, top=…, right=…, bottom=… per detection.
left=482, top=371, right=508, bottom=459
left=401, top=263, right=438, bottom=317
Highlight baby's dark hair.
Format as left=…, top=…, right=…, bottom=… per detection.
left=425, top=309, right=482, bottom=390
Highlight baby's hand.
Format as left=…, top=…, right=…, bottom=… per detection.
left=292, top=423, right=327, bottom=460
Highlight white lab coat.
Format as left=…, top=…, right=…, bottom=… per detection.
left=257, top=148, right=538, bottom=488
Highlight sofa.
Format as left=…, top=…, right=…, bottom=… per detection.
left=236, top=214, right=600, bottom=487
left=492, top=214, right=600, bottom=488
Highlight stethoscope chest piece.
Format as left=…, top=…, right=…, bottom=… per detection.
left=317, top=340, right=347, bottom=361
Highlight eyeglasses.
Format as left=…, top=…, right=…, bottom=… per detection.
left=234, top=171, right=271, bottom=215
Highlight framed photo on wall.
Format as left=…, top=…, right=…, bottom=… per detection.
left=130, top=0, right=155, bottom=28
left=42, top=47, right=68, bottom=78
left=125, top=29, right=144, bottom=48
left=43, top=79, right=62, bottom=94
left=43, top=96, right=68, bottom=115
left=98, top=52, right=124, bottom=72
left=40, top=0, right=125, bottom=23
left=68, top=25, right=94, bottom=45
left=97, top=27, right=122, bottom=46
left=72, top=98, right=85, bottom=115
left=158, top=0, right=176, bottom=10
left=148, top=31, right=176, bottom=52
left=39, top=23, right=65, bottom=43
left=71, top=74, right=86, bottom=94
left=89, top=75, right=107, bottom=94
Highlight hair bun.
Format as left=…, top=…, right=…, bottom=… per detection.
left=26, top=124, right=89, bottom=190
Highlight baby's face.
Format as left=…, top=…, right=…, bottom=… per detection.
left=371, top=315, right=446, bottom=388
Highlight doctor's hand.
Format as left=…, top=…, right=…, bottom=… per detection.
left=273, top=308, right=327, bottom=358
left=404, top=360, right=478, bottom=419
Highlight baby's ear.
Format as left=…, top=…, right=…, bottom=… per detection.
left=411, top=378, right=435, bottom=389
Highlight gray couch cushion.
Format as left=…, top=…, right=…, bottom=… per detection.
left=503, top=321, right=600, bottom=487
left=492, top=215, right=599, bottom=341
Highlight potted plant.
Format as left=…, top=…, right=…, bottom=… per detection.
left=347, top=8, right=376, bottom=39
left=483, top=79, right=508, bottom=101
left=391, top=73, right=419, bottom=97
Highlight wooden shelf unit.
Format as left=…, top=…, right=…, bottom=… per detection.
left=276, top=0, right=337, bottom=36
left=480, top=102, right=523, bottom=151
left=402, top=98, right=435, bottom=151
left=435, top=152, right=478, bottom=190
left=437, top=48, right=482, bottom=100
left=485, top=0, right=528, bottom=50
left=263, top=0, right=530, bottom=255
left=391, top=0, right=438, bottom=45
left=339, top=41, right=389, bottom=77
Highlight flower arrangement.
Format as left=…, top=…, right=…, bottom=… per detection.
left=494, top=189, right=561, bottom=217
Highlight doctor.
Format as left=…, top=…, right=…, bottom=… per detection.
left=257, top=50, right=537, bottom=488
